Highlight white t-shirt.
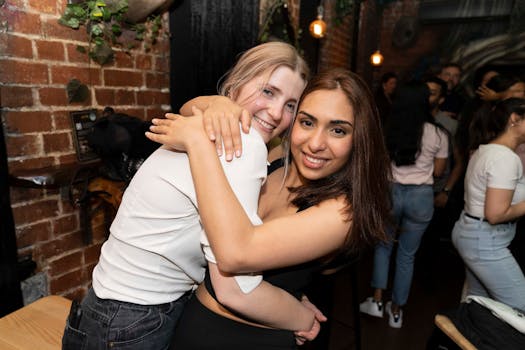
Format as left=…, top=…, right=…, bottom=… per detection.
left=92, top=127, right=268, bottom=304
left=464, top=143, right=525, bottom=218
left=391, top=123, right=449, bottom=185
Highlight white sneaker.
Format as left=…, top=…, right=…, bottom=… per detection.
left=386, top=301, right=403, bottom=328
left=359, top=297, right=384, bottom=318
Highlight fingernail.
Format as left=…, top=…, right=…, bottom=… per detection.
left=217, top=149, right=222, bottom=157
left=235, top=150, right=241, bottom=157
left=226, top=153, right=232, bottom=161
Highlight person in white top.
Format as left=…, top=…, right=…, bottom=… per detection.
left=452, top=98, right=525, bottom=312
left=146, top=68, right=392, bottom=349
left=360, top=82, right=449, bottom=328
left=61, top=42, right=321, bottom=350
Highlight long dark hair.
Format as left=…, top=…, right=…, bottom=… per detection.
left=469, top=98, right=525, bottom=150
left=283, top=68, right=391, bottom=252
left=385, top=82, right=434, bottom=166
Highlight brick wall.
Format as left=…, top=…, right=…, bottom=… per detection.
left=0, top=0, right=170, bottom=300
left=318, top=0, right=354, bottom=70
left=374, top=0, right=445, bottom=83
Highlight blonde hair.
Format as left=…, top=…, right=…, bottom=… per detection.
left=218, top=41, right=310, bottom=98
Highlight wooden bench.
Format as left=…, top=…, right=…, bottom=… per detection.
left=434, top=314, right=477, bottom=350
left=0, top=295, right=71, bottom=350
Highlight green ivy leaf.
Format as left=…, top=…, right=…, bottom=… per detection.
left=90, top=23, right=104, bottom=36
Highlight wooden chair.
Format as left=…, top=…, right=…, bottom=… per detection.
left=0, top=295, right=71, bottom=350
left=434, top=314, right=477, bottom=350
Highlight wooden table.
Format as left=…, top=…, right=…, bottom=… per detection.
left=0, top=295, right=71, bottom=350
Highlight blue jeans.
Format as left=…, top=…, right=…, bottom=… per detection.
left=452, top=212, right=525, bottom=312
left=371, top=184, right=434, bottom=306
left=62, top=288, right=191, bottom=350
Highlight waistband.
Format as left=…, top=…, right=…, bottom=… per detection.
left=464, top=212, right=516, bottom=225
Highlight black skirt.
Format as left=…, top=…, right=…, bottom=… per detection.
left=171, top=295, right=296, bottom=349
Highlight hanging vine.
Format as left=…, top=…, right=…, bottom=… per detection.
left=59, top=0, right=162, bottom=65
left=258, top=0, right=302, bottom=52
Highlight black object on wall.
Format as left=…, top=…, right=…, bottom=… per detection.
left=169, top=0, right=259, bottom=112
left=0, top=111, right=24, bottom=316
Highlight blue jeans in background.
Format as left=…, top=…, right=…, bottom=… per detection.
left=371, top=183, right=434, bottom=306
left=62, top=288, right=191, bottom=350
left=452, top=212, right=525, bottom=312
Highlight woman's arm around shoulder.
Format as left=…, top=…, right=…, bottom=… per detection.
left=213, top=197, right=350, bottom=273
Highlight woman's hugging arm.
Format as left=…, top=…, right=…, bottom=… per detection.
left=208, top=263, right=318, bottom=332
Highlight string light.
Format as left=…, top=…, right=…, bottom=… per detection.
left=309, top=5, right=327, bottom=39
left=370, top=50, right=384, bottom=66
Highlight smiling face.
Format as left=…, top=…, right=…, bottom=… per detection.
left=290, top=88, right=354, bottom=181
left=234, top=66, right=306, bottom=143
left=439, top=66, right=461, bottom=91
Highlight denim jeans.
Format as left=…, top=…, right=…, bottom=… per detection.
left=452, top=212, right=525, bottom=312
left=62, top=288, right=191, bottom=350
left=371, top=183, right=434, bottom=306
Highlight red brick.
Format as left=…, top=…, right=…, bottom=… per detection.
left=36, top=40, right=65, bottom=61
left=53, top=214, right=79, bottom=235
left=4, top=110, right=53, bottom=133
left=29, top=0, right=58, bottom=14
left=66, top=43, right=90, bottom=64
left=0, top=59, right=49, bottom=84
left=0, top=86, right=34, bottom=108
left=42, top=17, right=86, bottom=42
left=136, top=54, right=152, bottom=70
left=2, top=10, right=41, bottom=35
left=12, top=199, right=60, bottom=225
left=53, top=110, right=74, bottom=130
left=48, top=251, right=83, bottom=277
left=84, top=243, right=103, bottom=265
left=0, top=34, right=33, bottom=59
left=146, top=72, right=169, bottom=90
left=115, top=89, right=135, bottom=105
left=155, top=55, right=169, bottom=73
left=39, top=87, right=68, bottom=106
left=7, top=156, right=55, bottom=173
left=50, top=65, right=101, bottom=85
left=104, top=69, right=143, bottom=87
left=114, top=51, right=134, bottom=68
left=9, top=187, right=45, bottom=205
left=57, top=153, right=79, bottom=165
left=94, top=89, right=116, bottom=106
left=137, top=91, right=170, bottom=105
left=43, top=132, right=72, bottom=153
left=59, top=197, right=78, bottom=214
left=36, top=231, right=84, bottom=261
left=146, top=108, right=168, bottom=120
left=16, top=221, right=52, bottom=249
left=49, top=268, right=86, bottom=294
left=6, top=134, right=41, bottom=157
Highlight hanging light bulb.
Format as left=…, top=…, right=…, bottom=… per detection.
left=370, top=50, right=384, bottom=66
left=309, top=5, right=327, bottom=39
